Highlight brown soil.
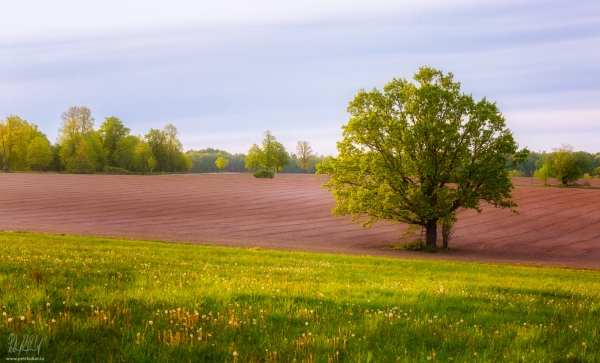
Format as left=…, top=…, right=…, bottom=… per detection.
left=1, top=173, right=599, bottom=269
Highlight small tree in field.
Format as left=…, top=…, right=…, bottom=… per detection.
left=534, top=162, right=551, bottom=185
left=148, top=156, right=157, bottom=175
left=296, top=140, right=314, bottom=173
left=215, top=156, right=229, bottom=172
left=318, top=67, right=528, bottom=249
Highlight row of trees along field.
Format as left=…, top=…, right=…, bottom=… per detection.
left=0, top=106, right=192, bottom=173
left=507, top=145, right=600, bottom=184
left=185, top=132, right=326, bottom=174
left=244, top=131, right=326, bottom=174
left=0, top=108, right=324, bottom=174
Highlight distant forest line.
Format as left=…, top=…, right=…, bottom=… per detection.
left=508, top=147, right=600, bottom=183
left=1, top=107, right=598, bottom=178
left=0, top=107, right=326, bottom=174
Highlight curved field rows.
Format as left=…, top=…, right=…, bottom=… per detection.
left=1, top=173, right=599, bottom=269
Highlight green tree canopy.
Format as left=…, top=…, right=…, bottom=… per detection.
left=26, top=136, right=53, bottom=172
left=65, top=139, right=96, bottom=174
left=134, top=138, right=152, bottom=174
left=147, top=155, right=157, bottom=175
left=246, top=131, right=289, bottom=173
left=0, top=115, right=46, bottom=171
left=114, top=135, right=139, bottom=170
left=550, top=145, right=588, bottom=185
left=163, top=123, right=183, bottom=172
left=317, top=67, right=528, bottom=248
left=98, top=116, right=130, bottom=166
left=272, top=141, right=290, bottom=173
left=215, top=156, right=229, bottom=171
left=245, top=144, right=263, bottom=172
left=534, top=162, right=551, bottom=185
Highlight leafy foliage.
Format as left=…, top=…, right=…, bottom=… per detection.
left=215, top=156, right=229, bottom=171
left=253, top=169, right=274, bottom=178
left=26, top=136, right=53, bottom=172
left=188, top=148, right=246, bottom=173
left=534, top=162, right=552, bottom=185
left=246, top=131, right=290, bottom=173
left=98, top=116, right=130, bottom=166
left=318, top=67, right=527, bottom=248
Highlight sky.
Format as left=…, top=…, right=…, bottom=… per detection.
left=1, top=0, right=599, bottom=155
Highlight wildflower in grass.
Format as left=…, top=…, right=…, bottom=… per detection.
left=8, top=318, right=12, bottom=322
left=149, top=321, right=153, bottom=325
left=2, top=312, right=5, bottom=316
left=46, top=303, right=50, bottom=307
left=51, top=319, right=56, bottom=323
left=20, top=316, right=25, bottom=321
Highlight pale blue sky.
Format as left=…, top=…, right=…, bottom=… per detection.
left=1, top=0, right=599, bottom=154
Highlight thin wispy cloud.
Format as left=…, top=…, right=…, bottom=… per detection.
left=1, top=0, right=598, bottom=153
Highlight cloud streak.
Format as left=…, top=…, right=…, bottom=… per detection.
left=0, top=0, right=598, bottom=154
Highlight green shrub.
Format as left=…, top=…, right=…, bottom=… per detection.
left=104, top=166, right=132, bottom=175
left=402, top=239, right=438, bottom=252
left=253, top=169, right=274, bottom=179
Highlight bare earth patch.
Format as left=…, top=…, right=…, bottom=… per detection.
left=1, top=173, right=599, bottom=269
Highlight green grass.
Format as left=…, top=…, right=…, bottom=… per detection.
left=0, top=232, right=598, bottom=362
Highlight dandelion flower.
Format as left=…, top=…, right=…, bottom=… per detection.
left=8, top=318, right=12, bottom=322
left=20, top=316, right=25, bottom=321
left=305, top=322, right=309, bottom=326
left=52, top=319, right=56, bottom=323
left=46, top=303, right=50, bottom=307
left=149, top=321, right=153, bottom=325
left=233, top=351, right=238, bottom=356
left=2, top=312, right=6, bottom=316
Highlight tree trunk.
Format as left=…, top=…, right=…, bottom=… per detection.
left=425, top=219, right=438, bottom=248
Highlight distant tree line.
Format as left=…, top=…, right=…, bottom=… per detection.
left=186, top=148, right=247, bottom=173
left=507, top=144, right=600, bottom=184
left=186, top=132, right=326, bottom=174
left=0, top=106, right=191, bottom=174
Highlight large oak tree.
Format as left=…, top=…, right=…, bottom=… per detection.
left=317, top=67, right=528, bottom=248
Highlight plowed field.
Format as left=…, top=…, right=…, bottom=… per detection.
left=1, top=173, right=599, bottom=268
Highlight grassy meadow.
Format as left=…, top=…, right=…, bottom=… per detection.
left=0, top=232, right=598, bottom=362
